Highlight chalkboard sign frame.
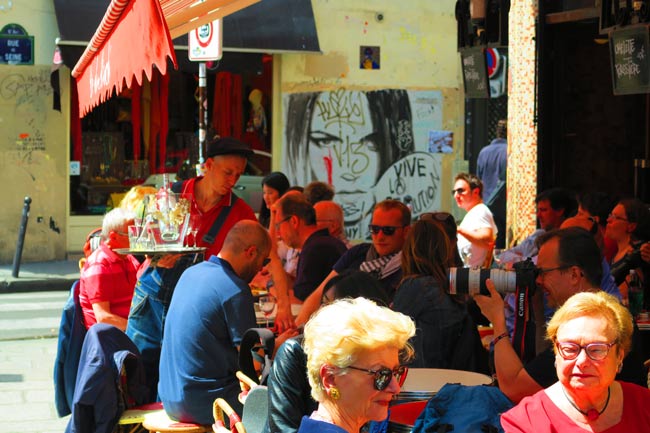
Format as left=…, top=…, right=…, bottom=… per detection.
left=609, top=25, right=650, bottom=95
left=460, top=47, right=491, bottom=99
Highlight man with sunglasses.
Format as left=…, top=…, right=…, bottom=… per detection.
left=453, top=173, right=497, bottom=268
left=474, top=227, right=646, bottom=404
left=295, top=199, right=411, bottom=326
left=159, top=221, right=297, bottom=425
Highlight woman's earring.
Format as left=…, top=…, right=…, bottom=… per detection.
left=329, top=387, right=341, bottom=400
left=617, top=362, right=623, bottom=373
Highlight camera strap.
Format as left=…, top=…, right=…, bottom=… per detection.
left=511, top=285, right=536, bottom=363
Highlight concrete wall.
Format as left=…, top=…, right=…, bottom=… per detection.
left=273, top=0, right=465, bottom=239
left=0, top=1, right=68, bottom=263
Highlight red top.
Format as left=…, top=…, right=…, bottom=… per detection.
left=79, top=243, right=142, bottom=328
left=501, top=381, right=650, bottom=432
left=179, top=176, right=257, bottom=259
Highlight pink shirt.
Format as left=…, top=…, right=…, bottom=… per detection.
left=79, top=243, right=141, bottom=328
left=501, top=382, right=650, bottom=432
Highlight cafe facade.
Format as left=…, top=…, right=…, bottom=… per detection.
left=5, top=1, right=644, bottom=263
left=0, top=0, right=467, bottom=262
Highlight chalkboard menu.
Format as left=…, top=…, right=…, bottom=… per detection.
left=461, top=48, right=490, bottom=98
left=609, top=25, right=650, bottom=95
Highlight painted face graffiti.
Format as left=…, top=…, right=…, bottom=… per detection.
left=309, top=91, right=380, bottom=194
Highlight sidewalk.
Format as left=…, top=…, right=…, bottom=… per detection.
left=0, top=260, right=80, bottom=293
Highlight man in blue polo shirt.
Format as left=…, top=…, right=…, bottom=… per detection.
left=158, top=220, right=272, bottom=424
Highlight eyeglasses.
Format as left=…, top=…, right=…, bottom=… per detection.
left=451, top=188, right=467, bottom=195
left=274, top=215, right=292, bottom=231
left=368, top=225, right=403, bottom=236
left=346, top=365, right=408, bottom=391
left=556, top=341, right=616, bottom=361
left=607, top=213, right=628, bottom=222
left=535, top=265, right=570, bottom=276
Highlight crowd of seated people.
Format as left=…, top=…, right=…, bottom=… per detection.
left=63, top=155, right=650, bottom=433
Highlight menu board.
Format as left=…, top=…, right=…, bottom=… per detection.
left=609, top=25, right=650, bottom=95
left=461, top=47, right=490, bottom=98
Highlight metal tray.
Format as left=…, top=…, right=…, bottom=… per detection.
left=113, top=247, right=206, bottom=255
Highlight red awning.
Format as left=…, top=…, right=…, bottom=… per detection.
left=72, top=0, right=177, bottom=117
left=71, top=0, right=260, bottom=117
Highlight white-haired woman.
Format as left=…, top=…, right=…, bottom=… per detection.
left=299, top=297, right=415, bottom=433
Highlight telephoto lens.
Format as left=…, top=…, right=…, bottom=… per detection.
left=448, top=258, right=538, bottom=296
left=448, top=268, right=517, bottom=295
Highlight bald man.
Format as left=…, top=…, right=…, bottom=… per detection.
left=159, top=221, right=274, bottom=424
left=314, top=200, right=352, bottom=248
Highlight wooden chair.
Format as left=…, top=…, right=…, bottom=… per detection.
left=213, top=399, right=246, bottom=433
left=214, top=373, right=269, bottom=433
left=141, top=409, right=211, bottom=433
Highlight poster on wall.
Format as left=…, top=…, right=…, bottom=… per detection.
left=282, top=89, right=444, bottom=240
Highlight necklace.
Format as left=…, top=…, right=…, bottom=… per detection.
left=561, top=386, right=611, bottom=422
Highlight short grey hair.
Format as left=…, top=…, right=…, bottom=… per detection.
left=101, top=208, right=136, bottom=240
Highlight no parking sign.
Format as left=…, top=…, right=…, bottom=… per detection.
left=188, top=19, right=223, bottom=61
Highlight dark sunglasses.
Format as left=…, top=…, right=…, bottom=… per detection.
left=451, top=188, right=467, bottom=195
left=419, top=212, right=454, bottom=223
left=368, top=225, right=403, bottom=236
left=346, top=365, right=408, bottom=391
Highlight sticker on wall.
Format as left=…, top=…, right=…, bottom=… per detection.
left=428, top=130, right=454, bottom=153
left=360, top=46, right=380, bottom=69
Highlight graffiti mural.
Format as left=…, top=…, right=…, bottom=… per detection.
left=283, top=89, right=443, bottom=240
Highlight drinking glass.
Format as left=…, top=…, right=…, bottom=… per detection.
left=258, top=295, right=277, bottom=327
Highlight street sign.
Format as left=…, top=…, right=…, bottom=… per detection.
left=189, top=19, right=223, bottom=61
left=0, top=24, right=34, bottom=65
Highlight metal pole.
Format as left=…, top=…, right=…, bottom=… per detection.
left=196, top=62, right=207, bottom=176
left=12, top=196, right=31, bottom=278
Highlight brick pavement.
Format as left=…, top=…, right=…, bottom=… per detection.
left=0, top=337, right=70, bottom=433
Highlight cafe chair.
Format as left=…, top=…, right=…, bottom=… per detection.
left=238, top=328, right=275, bottom=386
left=213, top=383, right=269, bottom=433
left=235, top=371, right=259, bottom=403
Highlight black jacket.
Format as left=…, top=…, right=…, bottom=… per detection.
left=267, top=337, right=317, bottom=433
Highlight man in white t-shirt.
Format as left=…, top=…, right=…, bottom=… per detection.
left=453, top=173, right=497, bottom=268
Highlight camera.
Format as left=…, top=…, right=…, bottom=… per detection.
left=610, top=242, right=646, bottom=285
left=448, top=259, right=538, bottom=296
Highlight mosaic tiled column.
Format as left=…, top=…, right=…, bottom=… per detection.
left=506, top=0, right=538, bottom=246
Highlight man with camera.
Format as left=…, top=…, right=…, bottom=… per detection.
left=474, top=227, right=646, bottom=403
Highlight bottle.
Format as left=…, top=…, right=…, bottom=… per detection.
left=628, top=269, right=643, bottom=318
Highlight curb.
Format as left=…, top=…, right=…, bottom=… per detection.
left=0, top=278, right=77, bottom=294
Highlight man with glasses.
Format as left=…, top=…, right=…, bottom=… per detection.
left=474, top=227, right=646, bottom=403
left=272, top=194, right=347, bottom=302
left=295, top=199, right=411, bottom=326
left=453, top=172, right=497, bottom=268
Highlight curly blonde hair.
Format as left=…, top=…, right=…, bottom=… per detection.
left=302, top=297, right=415, bottom=402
